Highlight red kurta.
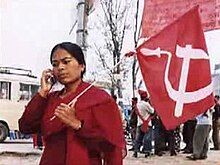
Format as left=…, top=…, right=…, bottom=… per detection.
left=19, top=82, right=125, bottom=165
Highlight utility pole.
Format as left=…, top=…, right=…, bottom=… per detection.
left=76, top=0, right=89, bottom=55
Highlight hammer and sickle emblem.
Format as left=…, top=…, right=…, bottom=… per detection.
left=140, top=45, right=213, bottom=117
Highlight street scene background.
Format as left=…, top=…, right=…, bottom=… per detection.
left=1, top=1, right=220, bottom=165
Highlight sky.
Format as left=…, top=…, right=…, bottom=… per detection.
left=205, top=30, right=220, bottom=71
left=0, top=0, right=220, bottom=79
left=0, top=0, right=77, bottom=77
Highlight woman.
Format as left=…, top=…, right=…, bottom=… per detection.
left=19, top=42, right=125, bottom=165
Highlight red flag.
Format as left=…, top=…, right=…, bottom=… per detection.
left=141, top=0, right=220, bottom=38
left=136, top=6, right=214, bottom=130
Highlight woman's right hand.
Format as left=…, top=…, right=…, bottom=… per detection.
left=38, top=69, right=54, bottom=97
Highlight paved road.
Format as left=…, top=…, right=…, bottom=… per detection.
left=1, top=139, right=220, bottom=165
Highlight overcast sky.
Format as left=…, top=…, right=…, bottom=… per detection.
left=0, top=0, right=77, bottom=76
left=1, top=0, right=220, bottom=78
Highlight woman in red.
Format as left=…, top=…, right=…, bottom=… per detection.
left=19, top=42, right=125, bottom=165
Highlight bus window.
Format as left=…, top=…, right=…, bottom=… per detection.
left=19, top=83, right=29, bottom=100
left=0, top=81, right=11, bottom=99
left=19, top=83, right=39, bottom=100
left=31, top=85, right=39, bottom=97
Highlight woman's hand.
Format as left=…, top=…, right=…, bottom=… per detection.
left=54, top=103, right=82, bottom=130
left=38, top=69, right=54, bottom=97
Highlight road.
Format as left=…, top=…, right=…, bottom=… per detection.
left=0, top=139, right=220, bottom=165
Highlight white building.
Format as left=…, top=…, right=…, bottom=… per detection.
left=212, top=67, right=220, bottom=96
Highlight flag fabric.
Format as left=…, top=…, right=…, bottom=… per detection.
left=141, top=0, right=220, bottom=38
left=136, top=6, right=214, bottom=130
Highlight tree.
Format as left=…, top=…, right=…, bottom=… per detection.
left=89, top=0, right=132, bottom=97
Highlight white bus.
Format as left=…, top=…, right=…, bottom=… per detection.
left=0, top=67, right=39, bottom=142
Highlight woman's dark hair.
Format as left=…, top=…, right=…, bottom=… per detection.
left=50, top=42, right=86, bottom=77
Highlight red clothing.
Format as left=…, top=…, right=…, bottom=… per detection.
left=19, top=82, right=125, bottom=165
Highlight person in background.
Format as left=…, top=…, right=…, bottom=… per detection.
left=165, top=126, right=181, bottom=156
left=128, top=97, right=138, bottom=151
left=181, top=119, right=197, bottom=154
left=32, top=133, right=44, bottom=150
left=133, top=90, right=154, bottom=158
left=19, top=42, right=126, bottom=165
left=112, top=95, right=127, bottom=131
left=211, top=95, right=220, bottom=150
left=152, top=115, right=166, bottom=156
left=186, top=109, right=213, bottom=160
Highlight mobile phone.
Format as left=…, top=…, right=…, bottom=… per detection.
left=47, top=75, right=57, bottom=85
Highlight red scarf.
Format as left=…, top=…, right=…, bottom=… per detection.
left=134, top=105, right=154, bottom=133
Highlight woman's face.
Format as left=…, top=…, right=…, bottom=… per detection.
left=51, top=48, right=85, bottom=85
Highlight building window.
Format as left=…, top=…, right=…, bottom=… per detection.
left=0, top=81, right=11, bottom=99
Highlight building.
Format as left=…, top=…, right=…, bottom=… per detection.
left=212, top=64, right=220, bottom=96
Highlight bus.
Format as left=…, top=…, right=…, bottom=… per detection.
left=0, top=67, right=39, bottom=142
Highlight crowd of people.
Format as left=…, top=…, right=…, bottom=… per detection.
left=123, top=93, right=220, bottom=161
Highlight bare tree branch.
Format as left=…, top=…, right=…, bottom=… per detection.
left=93, top=0, right=131, bottom=97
